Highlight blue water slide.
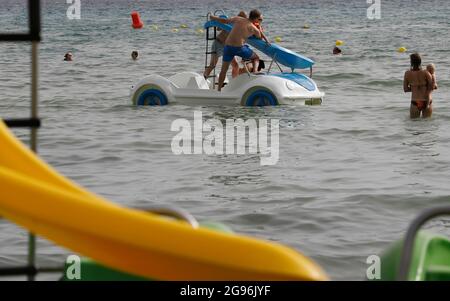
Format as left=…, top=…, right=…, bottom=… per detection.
left=204, top=20, right=314, bottom=70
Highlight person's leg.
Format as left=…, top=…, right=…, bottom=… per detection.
left=250, top=53, right=260, bottom=74
left=410, top=102, right=420, bottom=119
left=231, top=58, right=240, bottom=78
left=218, top=60, right=231, bottom=92
left=238, top=45, right=259, bottom=74
left=204, top=54, right=218, bottom=78
left=423, top=101, right=433, bottom=118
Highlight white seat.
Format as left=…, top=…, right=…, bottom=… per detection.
left=168, top=72, right=209, bottom=89
left=186, top=76, right=209, bottom=89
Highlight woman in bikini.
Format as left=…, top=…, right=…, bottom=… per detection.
left=403, top=53, right=433, bottom=118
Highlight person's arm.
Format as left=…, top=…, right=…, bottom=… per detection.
left=210, top=15, right=233, bottom=24
left=433, top=75, right=438, bottom=90
left=425, top=71, right=433, bottom=92
left=403, top=72, right=411, bottom=92
left=251, top=25, right=262, bottom=39
left=251, top=25, right=270, bottom=44
left=260, top=30, right=270, bottom=44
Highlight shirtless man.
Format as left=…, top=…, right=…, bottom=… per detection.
left=210, top=9, right=268, bottom=91
left=403, top=53, right=433, bottom=118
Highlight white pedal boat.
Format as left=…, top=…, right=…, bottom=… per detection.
left=131, top=16, right=324, bottom=106
left=131, top=71, right=323, bottom=106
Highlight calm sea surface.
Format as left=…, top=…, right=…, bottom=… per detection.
left=1, top=0, right=449, bottom=280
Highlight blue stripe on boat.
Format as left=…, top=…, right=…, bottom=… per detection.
left=270, top=73, right=316, bottom=91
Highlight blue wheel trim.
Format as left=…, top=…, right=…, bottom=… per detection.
left=245, top=90, right=277, bottom=106
left=137, top=89, right=168, bottom=106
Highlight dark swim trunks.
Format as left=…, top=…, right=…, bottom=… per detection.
left=223, top=45, right=254, bottom=62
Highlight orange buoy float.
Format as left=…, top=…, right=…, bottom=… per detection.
left=131, top=11, right=144, bottom=29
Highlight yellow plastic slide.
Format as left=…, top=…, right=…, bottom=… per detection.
left=0, top=121, right=327, bottom=280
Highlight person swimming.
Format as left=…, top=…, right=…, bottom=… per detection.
left=333, top=46, right=342, bottom=55
left=131, top=50, right=139, bottom=60
left=64, top=52, right=73, bottom=61
left=403, top=53, right=433, bottom=118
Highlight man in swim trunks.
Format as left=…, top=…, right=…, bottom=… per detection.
left=403, top=53, right=433, bottom=118
left=210, top=9, right=268, bottom=91
left=204, top=11, right=247, bottom=80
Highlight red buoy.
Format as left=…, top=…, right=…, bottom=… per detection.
left=131, top=11, right=144, bottom=29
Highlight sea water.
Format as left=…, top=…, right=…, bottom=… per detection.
left=0, top=0, right=449, bottom=280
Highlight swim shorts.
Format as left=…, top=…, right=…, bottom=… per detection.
left=211, top=39, right=224, bottom=57
left=223, top=45, right=254, bottom=62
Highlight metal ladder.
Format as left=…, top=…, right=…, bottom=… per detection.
left=0, top=0, right=42, bottom=281
left=204, top=13, right=217, bottom=88
left=204, top=10, right=228, bottom=89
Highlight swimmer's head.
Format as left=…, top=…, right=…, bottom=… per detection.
left=131, top=51, right=139, bottom=60
left=426, top=63, right=435, bottom=74
left=410, top=53, right=422, bottom=70
left=64, top=52, right=73, bottom=61
left=238, top=11, right=247, bottom=18
left=333, top=46, right=342, bottom=55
